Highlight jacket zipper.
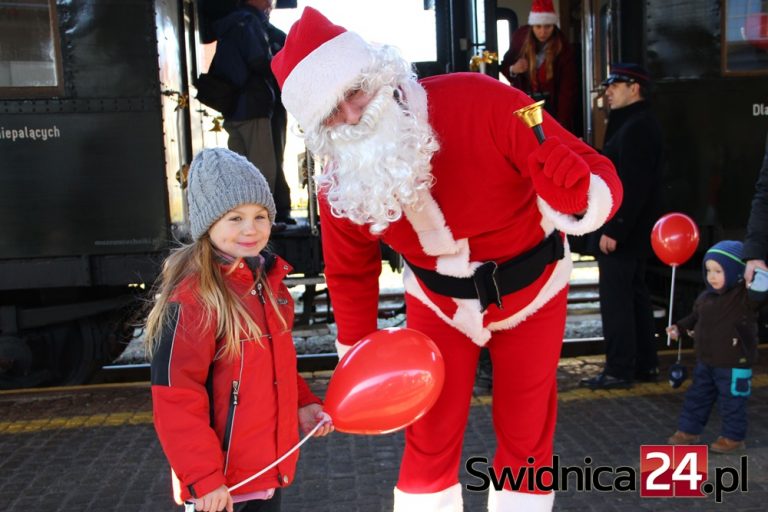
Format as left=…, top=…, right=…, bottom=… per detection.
left=256, top=281, right=266, bottom=304
left=223, top=349, right=245, bottom=473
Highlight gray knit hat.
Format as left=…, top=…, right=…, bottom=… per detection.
left=187, top=148, right=276, bottom=240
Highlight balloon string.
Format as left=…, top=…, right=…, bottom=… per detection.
left=228, top=413, right=332, bottom=493
left=666, top=265, right=676, bottom=348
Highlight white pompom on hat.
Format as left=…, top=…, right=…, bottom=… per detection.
left=528, top=0, right=559, bottom=26
left=270, top=7, right=374, bottom=132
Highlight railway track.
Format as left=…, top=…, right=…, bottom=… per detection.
left=94, top=280, right=614, bottom=384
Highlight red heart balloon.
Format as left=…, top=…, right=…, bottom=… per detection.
left=651, top=213, right=700, bottom=267
left=324, top=328, right=445, bottom=435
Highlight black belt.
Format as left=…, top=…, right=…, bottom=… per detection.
left=405, top=232, right=564, bottom=312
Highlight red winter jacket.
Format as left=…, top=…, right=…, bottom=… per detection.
left=150, top=253, right=320, bottom=502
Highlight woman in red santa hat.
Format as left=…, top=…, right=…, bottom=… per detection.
left=500, top=0, right=578, bottom=132
left=271, top=7, right=622, bottom=512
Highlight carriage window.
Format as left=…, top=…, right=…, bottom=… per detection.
left=722, top=0, right=768, bottom=75
left=0, top=0, right=62, bottom=93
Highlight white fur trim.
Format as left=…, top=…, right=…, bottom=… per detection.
left=394, top=483, right=463, bottom=512
left=335, top=339, right=354, bottom=360
left=404, top=266, right=491, bottom=345
left=282, top=31, right=373, bottom=131
left=403, top=190, right=463, bottom=257
left=536, top=174, right=613, bottom=236
left=436, top=239, right=483, bottom=277
left=528, top=13, right=559, bottom=26
left=486, top=242, right=572, bottom=332
left=487, top=489, right=554, bottom=512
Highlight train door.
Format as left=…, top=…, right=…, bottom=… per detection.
left=579, top=0, right=618, bottom=148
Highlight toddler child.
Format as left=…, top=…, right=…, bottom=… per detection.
left=666, top=240, right=758, bottom=453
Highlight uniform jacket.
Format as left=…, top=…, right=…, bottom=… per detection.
left=589, top=100, right=663, bottom=258
left=320, top=73, right=622, bottom=348
left=150, top=253, right=320, bottom=502
left=211, top=6, right=275, bottom=121
left=500, top=26, right=577, bottom=131
left=744, top=135, right=768, bottom=261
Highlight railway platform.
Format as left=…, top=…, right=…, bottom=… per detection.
left=2, top=347, right=767, bottom=512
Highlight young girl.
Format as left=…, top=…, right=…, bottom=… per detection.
left=499, top=0, right=577, bottom=130
left=145, top=148, right=332, bottom=512
left=666, top=240, right=758, bottom=454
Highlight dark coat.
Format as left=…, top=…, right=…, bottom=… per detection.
left=210, top=6, right=275, bottom=121
left=588, top=100, right=663, bottom=258
left=744, top=134, right=768, bottom=261
left=500, top=26, right=577, bottom=130
left=676, top=286, right=759, bottom=368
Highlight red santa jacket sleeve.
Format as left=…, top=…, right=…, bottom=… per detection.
left=150, top=299, right=226, bottom=500
left=497, top=83, right=623, bottom=231
left=318, top=192, right=383, bottom=347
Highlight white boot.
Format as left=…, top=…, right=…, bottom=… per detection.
left=393, top=483, right=463, bottom=512
left=487, top=489, right=554, bottom=511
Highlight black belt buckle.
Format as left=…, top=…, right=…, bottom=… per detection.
left=473, top=261, right=502, bottom=312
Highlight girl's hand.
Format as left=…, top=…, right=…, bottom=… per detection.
left=193, top=485, right=232, bottom=512
left=510, top=57, right=528, bottom=74
left=666, top=325, right=680, bottom=340
left=298, top=403, right=334, bottom=437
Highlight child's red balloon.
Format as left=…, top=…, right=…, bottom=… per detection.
left=651, top=212, right=700, bottom=266
left=324, top=328, right=445, bottom=435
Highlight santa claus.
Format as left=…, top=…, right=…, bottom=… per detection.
left=271, top=8, right=622, bottom=512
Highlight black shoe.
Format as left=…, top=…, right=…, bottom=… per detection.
left=579, top=373, right=633, bottom=390
left=635, top=367, right=660, bottom=382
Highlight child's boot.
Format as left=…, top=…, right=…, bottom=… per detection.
left=667, top=430, right=700, bottom=444
left=710, top=436, right=745, bottom=453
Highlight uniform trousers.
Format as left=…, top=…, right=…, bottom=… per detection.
left=397, top=287, right=568, bottom=496
left=597, top=255, right=658, bottom=379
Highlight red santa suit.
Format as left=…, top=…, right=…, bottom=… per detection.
left=271, top=8, right=622, bottom=512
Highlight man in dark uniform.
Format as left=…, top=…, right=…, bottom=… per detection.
left=581, top=63, right=664, bottom=389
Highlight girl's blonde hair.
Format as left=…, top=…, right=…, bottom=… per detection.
left=521, top=26, right=563, bottom=90
left=144, top=236, right=287, bottom=360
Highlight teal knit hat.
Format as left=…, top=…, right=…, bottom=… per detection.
left=187, top=148, right=276, bottom=240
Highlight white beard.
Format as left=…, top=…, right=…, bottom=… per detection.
left=306, top=85, right=439, bottom=234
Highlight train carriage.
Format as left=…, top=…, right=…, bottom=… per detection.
left=1, top=0, right=766, bottom=388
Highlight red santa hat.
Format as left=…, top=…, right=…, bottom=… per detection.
left=271, top=7, right=374, bottom=131
left=528, top=0, right=559, bottom=26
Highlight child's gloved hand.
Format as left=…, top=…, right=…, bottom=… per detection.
left=527, top=136, right=590, bottom=214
